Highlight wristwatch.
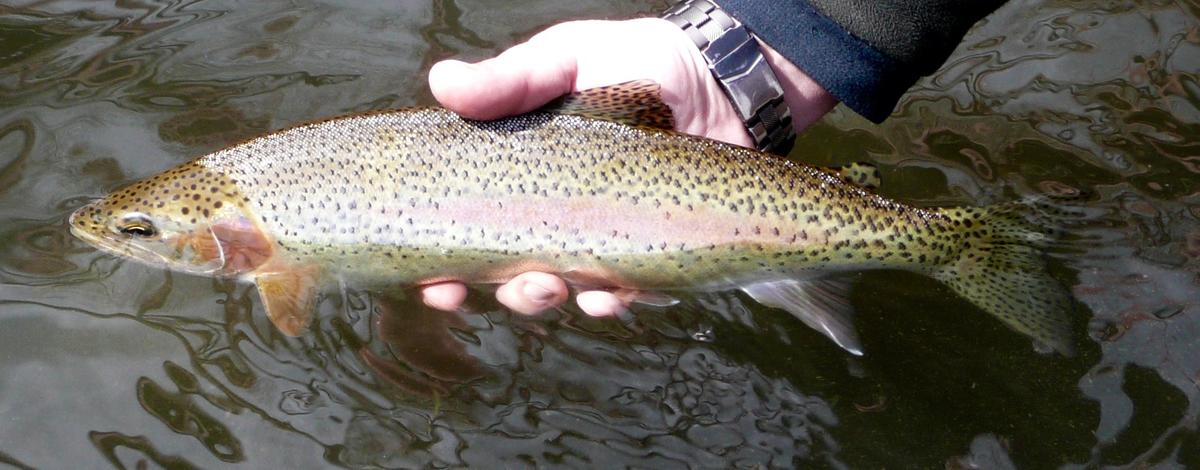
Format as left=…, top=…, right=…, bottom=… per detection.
left=662, top=0, right=796, bottom=154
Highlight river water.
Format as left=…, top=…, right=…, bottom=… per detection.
left=1, top=0, right=1197, bottom=468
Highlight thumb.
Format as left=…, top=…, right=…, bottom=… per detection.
left=428, top=39, right=579, bottom=120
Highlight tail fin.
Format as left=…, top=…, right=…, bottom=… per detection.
left=931, top=204, right=1075, bottom=356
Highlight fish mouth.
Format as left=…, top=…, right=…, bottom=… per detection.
left=68, top=218, right=154, bottom=265
left=67, top=207, right=106, bottom=250
left=67, top=205, right=146, bottom=262
left=67, top=208, right=225, bottom=276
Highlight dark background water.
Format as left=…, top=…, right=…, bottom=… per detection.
left=1, top=0, right=1198, bottom=468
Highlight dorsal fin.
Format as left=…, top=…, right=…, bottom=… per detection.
left=542, top=80, right=675, bottom=130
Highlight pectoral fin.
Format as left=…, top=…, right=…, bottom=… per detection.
left=742, top=278, right=863, bottom=355
left=254, top=268, right=320, bottom=336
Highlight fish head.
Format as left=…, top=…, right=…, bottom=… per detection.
left=70, top=161, right=274, bottom=277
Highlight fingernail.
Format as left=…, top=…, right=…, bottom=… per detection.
left=522, top=282, right=555, bottom=304
left=451, top=60, right=480, bottom=75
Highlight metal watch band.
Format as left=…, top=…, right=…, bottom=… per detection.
left=663, top=0, right=796, bottom=154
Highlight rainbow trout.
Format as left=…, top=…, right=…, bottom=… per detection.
left=69, top=81, right=1073, bottom=355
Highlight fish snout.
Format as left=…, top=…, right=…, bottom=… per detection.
left=68, top=204, right=105, bottom=236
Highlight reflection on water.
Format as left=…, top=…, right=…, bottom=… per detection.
left=1, top=0, right=1199, bottom=467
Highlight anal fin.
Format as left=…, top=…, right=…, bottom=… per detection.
left=254, top=267, right=321, bottom=336
left=742, top=278, right=863, bottom=355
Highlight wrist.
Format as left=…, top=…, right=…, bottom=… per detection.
left=758, top=41, right=838, bottom=133
left=662, top=0, right=837, bottom=152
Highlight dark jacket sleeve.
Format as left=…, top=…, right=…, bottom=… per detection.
left=718, top=0, right=1007, bottom=122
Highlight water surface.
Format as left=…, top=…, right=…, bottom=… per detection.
left=1, top=0, right=1198, bottom=467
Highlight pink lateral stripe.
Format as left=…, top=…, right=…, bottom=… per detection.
left=419, top=196, right=822, bottom=249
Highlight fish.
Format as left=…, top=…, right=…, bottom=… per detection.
left=69, top=80, right=1074, bottom=356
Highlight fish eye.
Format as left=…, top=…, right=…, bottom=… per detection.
left=117, top=213, right=157, bottom=238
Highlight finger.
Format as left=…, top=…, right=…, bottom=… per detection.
left=428, top=37, right=578, bottom=120
left=420, top=282, right=469, bottom=311
left=495, top=271, right=569, bottom=315
left=575, top=290, right=628, bottom=317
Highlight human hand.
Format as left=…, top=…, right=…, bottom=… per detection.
left=422, top=18, right=837, bottom=317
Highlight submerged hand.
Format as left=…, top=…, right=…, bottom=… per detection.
left=421, top=18, right=837, bottom=317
